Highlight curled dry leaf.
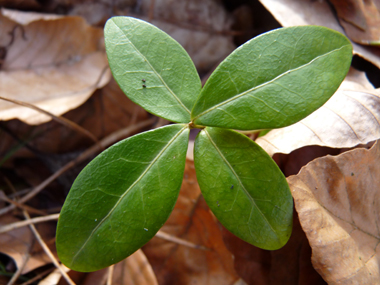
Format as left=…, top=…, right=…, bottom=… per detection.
left=287, top=141, right=380, bottom=284
left=0, top=9, right=110, bottom=125
left=256, top=68, right=380, bottom=156
left=258, top=0, right=380, bottom=68
left=329, top=0, right=380, bottom=45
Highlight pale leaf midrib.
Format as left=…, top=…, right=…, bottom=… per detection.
left=70, top=125, right=188, bottom=266
left=193, top=44, right=351, bottom=122
left=112, top=20, right=191, bottom=115
left=204, top=129, right=278, bottom=238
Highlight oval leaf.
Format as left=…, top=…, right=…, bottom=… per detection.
left=194, top=127, right=292, bottom=249
left=191, top=26, right=352, bottom=130
left=105, top=17, right=201, bottom=123
left=56, top=124, right=189, bottom=272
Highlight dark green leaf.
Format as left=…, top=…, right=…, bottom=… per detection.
left=56, top=124, right=189, bottom=272
left=194, top=127, right=292, bottom=249
left=191, top=26, right=352, bottom=130
left=105, top=17, right=201, bottom=123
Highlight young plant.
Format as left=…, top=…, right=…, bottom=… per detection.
left=56, top=17, right=352, bottom=272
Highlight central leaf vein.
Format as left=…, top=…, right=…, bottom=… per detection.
left=70, top=125, right=188, bottom=266
left=113, top=21, right=191, bottom=115
left=193, top=45, right=351, bottom=121
left=204, top=129, right=278, bottom=237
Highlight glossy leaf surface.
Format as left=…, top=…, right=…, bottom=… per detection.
left=194, top=127, right=293, bottom=249
left=56, top=124, right=189, bottom=272
left=105, top=17, right=201, bottom=123
left=191, top=26, right=352, bottom=130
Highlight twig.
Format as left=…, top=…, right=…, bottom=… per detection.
left=156, top=230, right=209, bottom=250
left=19, top=267, right=55, bottom=285
left=0, top=191, right=46, bottom=216
left=0, top=211, right=207, bottom=253
left=0, top=213, right=59, bottom=234
left=0, top=117, right=157, bottom=216
left=22, top=210, right=76, bottom=285
left=1, top=177, right=33, bottom=285
left=106, top=265, right=114, bottom=285
left=0, top=95, right=99, bottom=144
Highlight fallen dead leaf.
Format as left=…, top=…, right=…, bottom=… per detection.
left=288, top=141, right=380, bottom=284
left=258, top=0, right=380, bottom=68
left=111, top=249, right=158, bottom=285
left=0, top=214, right=52, bottom=274
left=0, top=78, right=148, bottom=168
left=329, top=0, right=380, bottom=45
left=256, top=68, right=380, bottom=156
left=143, top=160, right=240, bottom=285
left=0, top=9, right=110, bottom=125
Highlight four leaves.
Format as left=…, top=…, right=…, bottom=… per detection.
left=56, top=17, right=352, bottom=272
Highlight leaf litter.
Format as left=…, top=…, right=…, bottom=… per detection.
left=0, top=0, right=380, bottom=284
left=0, top=9, right=110, bottom=125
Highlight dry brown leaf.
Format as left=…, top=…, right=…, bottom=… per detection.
left=0, top=9, right=110, bottom=125
left=258, top=0, right=380, bottom=68
left=287, top=141, right=380, bottom=284
left=0, top=215, right=51, bottom=274
left=111, top=249, right=158, bottom=285
left=0, top=78, right=148, bottom=167
left=329, top=0, right=380, bottom=45
left=143, top=160, right=240, bottom=285
left=256, top=68, right=380, bottom=156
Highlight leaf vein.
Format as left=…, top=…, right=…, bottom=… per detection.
left=70, top=125, right=188, bottom=266
left=193, top=44, right=351, bottom=121
left=113, top=21, right=191, bottom=115
left=204, top=129, right=278, bottom=238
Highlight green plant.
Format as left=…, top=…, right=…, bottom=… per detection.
left=56, top=16, right=352, bottom=272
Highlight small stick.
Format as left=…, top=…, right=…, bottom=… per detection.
left=156, top=230, right=209, bottom=250
left=0, top=211, right=208, bottom=252
left=0, top=191, right=46, bottom=216
left=0, top=95, right=99, bottom=145
left=0, top=213, right=59, bottom=234
left=23, top=210, right=76, bottom=285
left=19, top=267, right=55, bottom=285
left=106, top=265, right=114, bottom=285
left=0, top=117, right=156, bottom=216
